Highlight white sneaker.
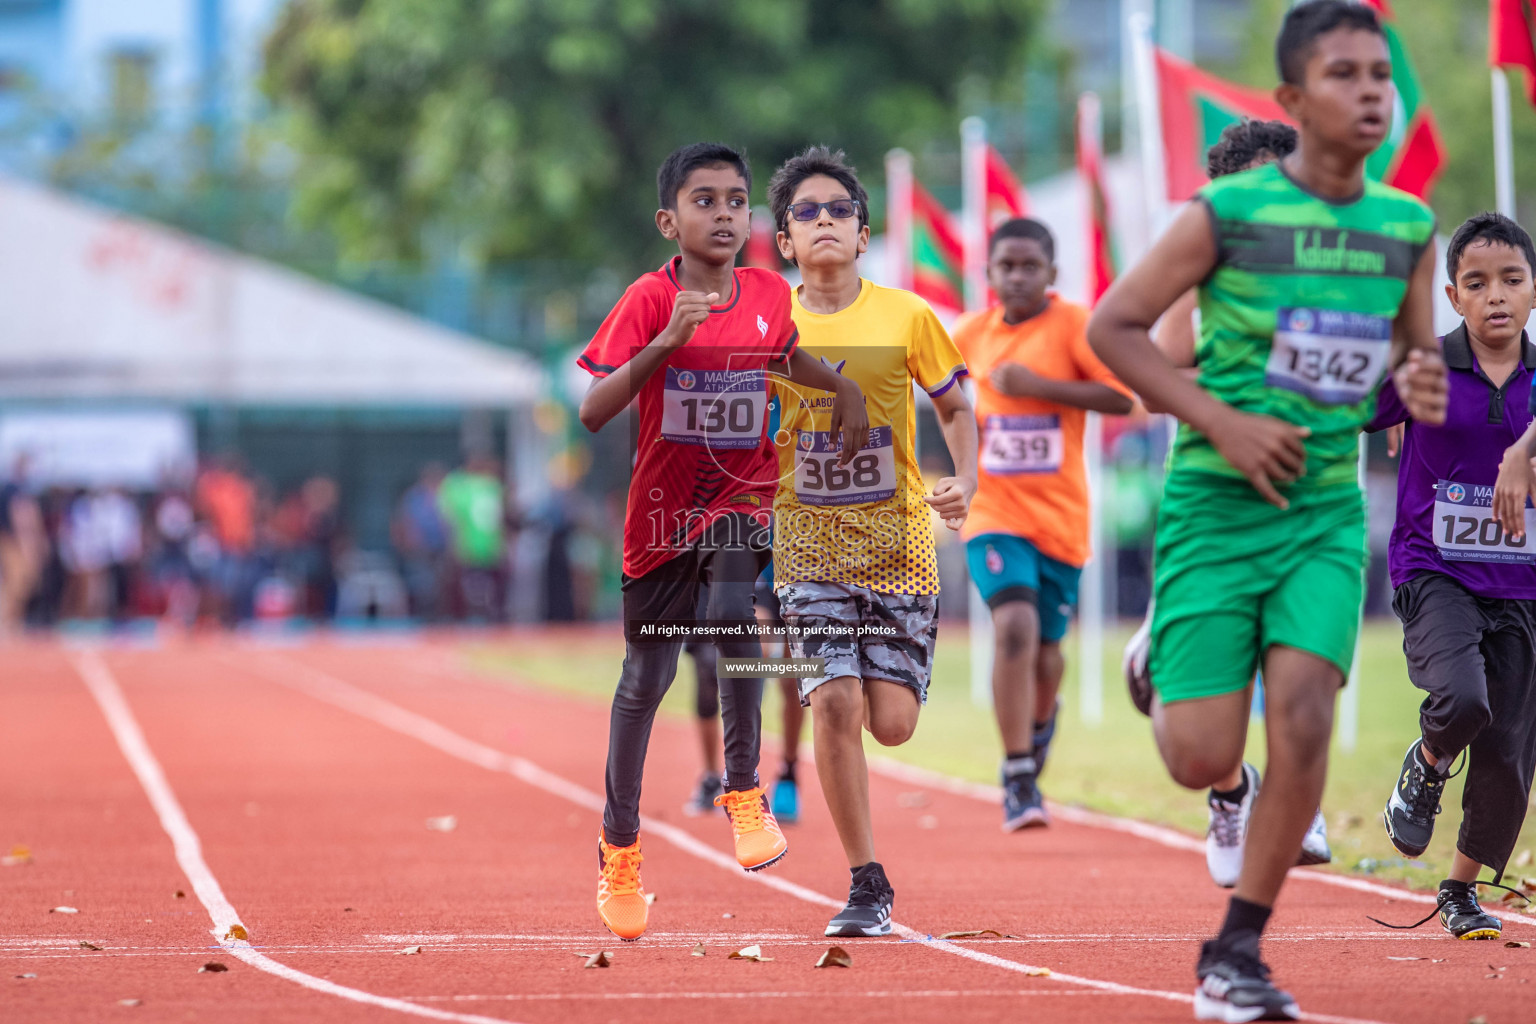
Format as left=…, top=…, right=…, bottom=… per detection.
left=1297, top=808, right=1332, bottom=866
left=1206, top=763, right=1259, bottom=889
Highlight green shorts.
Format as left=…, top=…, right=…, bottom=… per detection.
left=1148, top=472, right=1365, bottom=705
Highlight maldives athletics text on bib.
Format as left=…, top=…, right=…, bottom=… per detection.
left=1266, top=307, right=1392, bottom=406
left=1434, top=479, right=1536, bottom=563
left=659, top=368, right=768, bottom=449
left=792, top=426, right=897, bottom=506
left=981, top=414, right=1064, bottom=475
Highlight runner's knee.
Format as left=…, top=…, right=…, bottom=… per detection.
left=991, top=602, right=1039, bottom=661
left=809, top=679, right=863, bottom=733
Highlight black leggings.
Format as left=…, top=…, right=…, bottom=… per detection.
left=603, top=513, right=767, bottom=849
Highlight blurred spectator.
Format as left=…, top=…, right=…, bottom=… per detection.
left=150, top=489, right=200, bottom=625
left=196, top=456, right=256, bottom=624
left=0, top=455, right=47, bottom=636
left=393, top=463, right=450, bottom=620
left=438, top=454, right=509, bottom=622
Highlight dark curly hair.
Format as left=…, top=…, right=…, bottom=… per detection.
left=1446, top=212, right=1536, bottom=283
left=1206, top=119, right=1297, bottom=179
left=657, top=142, right=750, bottom=210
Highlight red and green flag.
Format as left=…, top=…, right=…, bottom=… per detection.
left=1491, top=0, right=1536, bottom=108
left=1077, top=92, right=1115, bottom=304
left=1154, top=1, right=1443, bottom=202
left=910, top=181, right=965, bottom=315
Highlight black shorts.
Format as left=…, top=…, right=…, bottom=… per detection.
left=622, top=512, right=771, bottom=644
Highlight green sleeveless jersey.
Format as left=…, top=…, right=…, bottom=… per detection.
left=1172, top=162, right=1435, bottom=491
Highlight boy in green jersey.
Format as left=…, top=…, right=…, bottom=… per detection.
left=1088, top=2, right=1448, bottom=1020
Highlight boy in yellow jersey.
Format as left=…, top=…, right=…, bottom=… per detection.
left=954, top=218, right=1133, bottom=832
left=766, top=147, right=978, bottom=937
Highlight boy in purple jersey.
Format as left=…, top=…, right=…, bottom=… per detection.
left=1369, top=212, right=1536, bottom=941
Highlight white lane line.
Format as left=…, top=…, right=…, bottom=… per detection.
left=257, top=653, right=1396, bottom=1024
left=70, top=650, right=524, bottom=1024
left=407, top=989, right=1117, bottom=1002
left=866, top=755, right=1536, bottom=930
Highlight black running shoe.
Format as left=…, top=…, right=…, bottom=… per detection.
left=1032, top=702, right=1060, bottom=776
left=683, top=772, right=723, bottom=817
left=825, top=862, right=894, bottom=937
left=1383, top=740, right=1448, bottom=857
left=1438, top=880, right=1502, bottom=940
left=1001, top=757, right=1049, bottom=832
left=1194, top=932, right=1299, bottom=1022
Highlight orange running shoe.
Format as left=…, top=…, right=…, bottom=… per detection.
left=714, top=786, right=787, bottom=871
left=596, top=833, right=647, bottom=941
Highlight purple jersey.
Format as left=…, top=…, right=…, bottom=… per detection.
left=1369, top=324, right=1536, bottom=599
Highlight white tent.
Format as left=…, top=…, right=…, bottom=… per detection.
left=0, top=175, right=545, bottom=407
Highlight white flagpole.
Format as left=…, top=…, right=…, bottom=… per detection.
left=885, top=149, right=914, bottom=289
left=960, top=116, right=989, bottom=314
left=1493, top=68, right=1517, bottom=218
left=1130, top=9, right=1169, bottom=239
left=1080, top=412, right=1105, bottom=727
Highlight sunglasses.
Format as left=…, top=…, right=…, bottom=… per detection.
left=788, top=199, right=861, bottom=222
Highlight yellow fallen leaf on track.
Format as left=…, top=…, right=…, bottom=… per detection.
left=728, top=945, right=773, bottom=962
left=79, top=941, right=102, bottom=951
left=425, top=816, right=457, bottom=832
left=939, top=930, right=1005, bottom=940
left=815, top=946, right=852, bottom=968
left=2, top=845, right=32, bottom=867
left=224, top=925, right=248, bottom=941
left=1505, top=941, right=1531, bottom=948
left=396, top=946, right=423, bottom=955
left=691, top=943, right=706, bottom=957
left=198, top=962, right=228, bottom=973
left=50, top=906, right=78, bottom=914
left=582, top=951, right=611, bottom=968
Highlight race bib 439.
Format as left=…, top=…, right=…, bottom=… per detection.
left=660, top=368, right=767, bottom=448
left=982, top=414, right=1063, bottom=475
left=1266, top=307, right=1391, bottom=406
left=1434, top=478, right=1536, bottom=563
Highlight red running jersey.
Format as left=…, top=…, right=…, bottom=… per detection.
left=578, top=257, right=799, bottom=578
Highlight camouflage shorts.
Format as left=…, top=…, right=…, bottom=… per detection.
left=776, top=581, right=939, bottom=707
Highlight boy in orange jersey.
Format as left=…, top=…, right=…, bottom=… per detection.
left=954, top=218, right=1132, bottom=831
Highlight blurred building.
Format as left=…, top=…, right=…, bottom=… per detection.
left=0, top=0, right=283, bottom=174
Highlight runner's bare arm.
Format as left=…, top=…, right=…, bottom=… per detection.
left=1493, top=419, right=1536, bottom=536
left=1141, top=288, right=1201, bottom=414
left=765, top=348, right=870, bottom=465
left=578, top=291, right=716, bottom=432
left=1388, top=245, right=1449, bottom=426
left=923, top=384, right=979, bottom=531
left=1088, top=202, right=1308, bottom=510
left=988, top=363, right=1133, bottom=414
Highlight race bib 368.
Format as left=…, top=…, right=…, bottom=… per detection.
left=793, top=426, right=897, bottom=506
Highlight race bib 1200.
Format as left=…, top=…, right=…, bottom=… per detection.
left=1266, top=307, right=1391, bottom=406
left=660, top=368, right=767, bottom=448
left=981, top=414, right=1063, bottom=475
left=1434, top=478, right=1536, bottom=563
left=793, top=426, right=897, bottom=506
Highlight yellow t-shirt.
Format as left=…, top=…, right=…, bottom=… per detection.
left=772, top=279, right=968, bottom=596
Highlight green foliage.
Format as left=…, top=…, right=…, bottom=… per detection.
left=263, top=0, right=1047, bottom=269
left=1223, top=0, right=1536, bottom=234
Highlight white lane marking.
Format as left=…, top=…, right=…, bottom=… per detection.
left=70, top=650, right=524, bottom=1024
left=258, top=653, right=1397, bottom=1024
left=866, top=755, right=1536, bottom=930
left=407, top=989, right=1118, bottom=1002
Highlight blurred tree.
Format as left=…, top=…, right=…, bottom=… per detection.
left=262, top=0, right=1047, bottom=269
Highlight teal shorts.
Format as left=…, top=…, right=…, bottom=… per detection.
left=965, top=533, right=1081, bottom=643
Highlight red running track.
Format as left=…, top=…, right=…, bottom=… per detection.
left=2, top=635, right=1534, bottom=1024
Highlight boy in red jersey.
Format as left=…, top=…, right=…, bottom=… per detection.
left=578, top=143, right=867, bottom=941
